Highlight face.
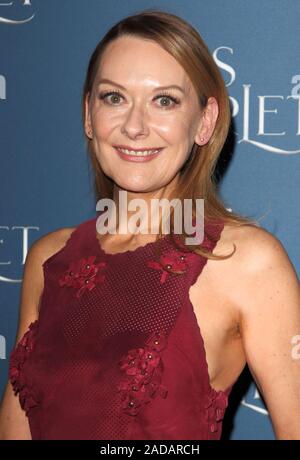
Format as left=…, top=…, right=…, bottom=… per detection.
left=85, top=36, right=218, bottom=196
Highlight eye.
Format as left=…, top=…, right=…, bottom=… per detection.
left=154, top=92, right=180, bottom=108
left=98, top=90, right=180, bottom=108
left=98, top=90, right=123, bottom=105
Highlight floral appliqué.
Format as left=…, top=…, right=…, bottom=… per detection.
left=9, top=320, right=41, bottom=416
left=117, top=330, right=169, bottom=416
left=58, top=255, right=107, bottom=298
left=204, top=388, right=229, bottom=433
left=147, top=248, right=193, bottom=284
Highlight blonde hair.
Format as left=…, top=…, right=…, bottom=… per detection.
left=82, top=8, right=260, bottom=260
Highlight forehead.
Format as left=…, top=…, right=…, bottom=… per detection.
left=97, top=36, right=191, bottom=91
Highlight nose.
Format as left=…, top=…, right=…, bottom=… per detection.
left=121, top=103, right=149, bottom=139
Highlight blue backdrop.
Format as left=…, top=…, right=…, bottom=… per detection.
left=0, top=0, right=299, bottom=440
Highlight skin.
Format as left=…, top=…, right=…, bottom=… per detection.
left=83, top=36, right=300, bottom=439
left=84, top=35, right=218, bottom=238
left=0, top=36, right=299, bottom=440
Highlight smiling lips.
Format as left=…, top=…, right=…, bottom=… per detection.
left=116, top=147, right=161, bottom=156
left=113, top=144, right=163, bottom=151
left=114, top=146, right=164, bottom=162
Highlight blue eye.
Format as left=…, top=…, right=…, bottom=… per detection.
left=98, top=90, right=180, bottom=108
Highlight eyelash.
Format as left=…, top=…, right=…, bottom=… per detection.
left=98, top=89, right=180, bottom=107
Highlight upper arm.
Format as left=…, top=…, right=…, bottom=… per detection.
left=0, top=226, right=75, bottom=439
left=236, top=228, right=300, bottom=439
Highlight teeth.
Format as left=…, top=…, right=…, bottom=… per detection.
left=116, top=148, right=160, bottom=156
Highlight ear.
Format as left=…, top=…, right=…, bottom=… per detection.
left=84, top=92, right=93, bottom=139
left=194, top=97, right=219, bottom=145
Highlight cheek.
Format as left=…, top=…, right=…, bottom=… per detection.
left=92, top=107, right=119, bottom=139
left=92, top=106, right=194, bottom=151
left=154, top=114, right=193, bottom=142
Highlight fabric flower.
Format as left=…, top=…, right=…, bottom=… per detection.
left=145, top=330, right=168, bottom=351
left=58, top=255, right=107, bottom=298
left=9, top=320, right=40, bottom=416
left=147, top=249, right=193, bottom=284
left=204, top=388, right=229, bottom=433
left=117, top=330, right=168, bottom=416
left=18, top=385, right=40, bottom=415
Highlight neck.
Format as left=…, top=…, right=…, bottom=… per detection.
left=111, top=177, right=180, bottom=235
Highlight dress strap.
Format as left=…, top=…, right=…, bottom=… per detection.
left=42, top=217, right=95, bottom=269
left=188, top=218, right=225, bottom=286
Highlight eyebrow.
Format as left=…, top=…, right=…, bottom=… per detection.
left=97, top=78, right=185, bottom=94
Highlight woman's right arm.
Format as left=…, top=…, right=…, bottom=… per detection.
left=0, top=227, right=75, bottom=439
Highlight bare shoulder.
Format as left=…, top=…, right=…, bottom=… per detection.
left=13, top=226, right=76, bottom=344
left=217, top=223, right=295, bottom=273
left=218, top=226, right=300, bottom=439
left=28, top=226, right=76, bottom=265
left=214, top=222, right=299, bottom=316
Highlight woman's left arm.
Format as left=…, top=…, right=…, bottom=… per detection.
left=238, top=229, right=300, bottom=440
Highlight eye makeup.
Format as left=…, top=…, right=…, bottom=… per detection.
left=98, top=89, right=181, bottom=108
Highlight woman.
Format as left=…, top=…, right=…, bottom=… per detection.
left=0, top=9, right=299, bottom=440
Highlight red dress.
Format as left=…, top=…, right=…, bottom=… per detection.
left=9, top=214, right=234, bottom=440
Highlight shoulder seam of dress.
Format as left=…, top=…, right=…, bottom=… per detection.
left=42, top=216, right=96, bottom=268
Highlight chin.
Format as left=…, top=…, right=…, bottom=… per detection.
left=119, top=183, right=154, bottom=193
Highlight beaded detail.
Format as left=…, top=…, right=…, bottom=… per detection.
left=117, top=330, right=168, bottom=416
left=147, top=249, right=194, bottom=284
left=58, top=255, right=107, bottom=298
